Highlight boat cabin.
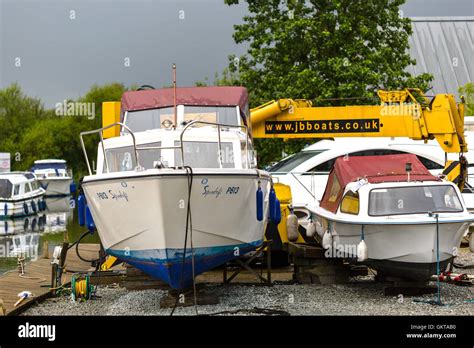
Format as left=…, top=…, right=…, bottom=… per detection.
left=94, top=87, right=256, bottom=174
left=0, top=172, right=42, bottom=200
left=319, top=154, right=465, bottom=218
left=31, top=159, right=71, bottom=179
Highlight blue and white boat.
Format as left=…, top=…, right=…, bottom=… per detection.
left=0, top=172, right=45, bottom=219
left=79, top=87, right=272, bottom=289
left=31, top=159, right=73, bottom=197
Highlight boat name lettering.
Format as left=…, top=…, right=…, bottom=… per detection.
left=108, top=190, right=129, bottom=202
left=226, top=186, right=240, bottom=194
left=202, top=185, right=223, bottom=198
left=96, top=192, right=109, bottom=200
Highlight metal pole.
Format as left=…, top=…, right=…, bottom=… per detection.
left=217, top=124, right=223, bottom=168
left=435, top=213, right=441, bottom=305
left=173, top=63, right=177, bottom=129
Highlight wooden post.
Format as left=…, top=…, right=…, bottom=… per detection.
left=42, top=240, right=49, bottom=259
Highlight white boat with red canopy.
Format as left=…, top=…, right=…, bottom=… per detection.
left=80, top=86, right=272, bottom=289
left=309, top=154, right=474, bottom=280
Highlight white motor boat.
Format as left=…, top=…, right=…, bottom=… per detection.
left=310, top=154, right=474, bottom=280
left=268, top=135, right=474, bottom=227
left=79, top=87, right=273, bottom=289
left=31, top=159, right=73, bottom=196
left=0, top=172, right=46, bottom=219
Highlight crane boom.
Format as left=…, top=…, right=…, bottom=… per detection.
left=250, top=89, right=467, bottom=154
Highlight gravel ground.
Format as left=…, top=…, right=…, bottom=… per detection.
left=24, top=251, right=474, bottom=316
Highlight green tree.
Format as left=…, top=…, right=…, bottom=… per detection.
left=459, top=82, right=474, bottom=116
left=225, top=0, right=433, bottom=166
left=0, top=83, right=127, bottom=178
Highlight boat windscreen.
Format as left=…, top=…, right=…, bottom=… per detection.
left=174, top=141, right=235, bottom=168
left=183, top=106, right=238, bottom=126
left=125, top=108, right=173, bottom=132
left=368, top=185, right=463, bottom=216
left=268, top=150, right=327, bottom=173
left=104, top=142, right=161, bottom=172
left=0, top=179, right=13, bottom=198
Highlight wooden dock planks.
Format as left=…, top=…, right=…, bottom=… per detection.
left=0, top=243, right=100, bottom=315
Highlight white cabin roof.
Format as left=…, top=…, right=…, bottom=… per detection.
left=0, top=172, right=36, bottom=184
left=34, top=159, right=67, bottom=164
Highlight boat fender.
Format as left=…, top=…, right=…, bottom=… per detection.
left=306, top=220, right=316, bottom=238
left=85, top=206, right=95, bottom=232
left=78, top=194, right=86, bottom=227
left=31, top=201, right=37, bottom=213
left=357, top=240, right=368, bottom=262
left=4, top=221, right=8, bottom=233
left=70, top=181, right=77, bottom=194
left=256, top=184, right=264, bottom=221
left=23, top=202, right=29, bottom=215
left=273, top=199, right=281, bottom=225
left=286, top=212, right=299, bottom=242
left=269, top=186, right=277, bottom=221
left=315, top=219, right=324, bottom=238
left=470, top=232, right=474, bottom=253
left=322, top=230, right=333, bottom=249
left=3, top=203, right=7, bottom=217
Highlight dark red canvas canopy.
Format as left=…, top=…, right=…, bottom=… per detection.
left=121, top=86, right=249, bottom=113
left=320, top=154, right=439, bottom=213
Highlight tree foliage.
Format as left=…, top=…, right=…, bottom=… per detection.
left=0, top=83, right=127, bottom=179
left=459, top=82, right=474, bottom=116
left=225, top=0, right=433, bottom=166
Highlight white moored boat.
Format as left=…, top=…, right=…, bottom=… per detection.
left=309, top=154, right=474, bottom=280
left=79, top=87, right=273, bottom=289
left=0, top=172, right=46, bottom=219
left=31, top=159, right=73, bottom=197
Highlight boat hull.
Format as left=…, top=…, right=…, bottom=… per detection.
left=38, top=178, right=73, bottom=197
left=314, top=217, right=470, bottom=281
left=82, top=170, right=271, bottom=289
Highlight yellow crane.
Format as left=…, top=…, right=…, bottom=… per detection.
left=250, top=88, right=468, bottom=188
left=250, top=89, right=469, bottom=252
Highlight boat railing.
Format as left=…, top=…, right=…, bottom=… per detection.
left=80, top=122, right=139, bottom=175
left=80, top=121, right=252, bottom=175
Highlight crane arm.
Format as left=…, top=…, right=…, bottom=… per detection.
left=250, top=89, right=467, bottom=154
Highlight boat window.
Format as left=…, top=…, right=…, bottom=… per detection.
left=340, top=191, right=359, bottom=215
left=13, top=185, right=20, bottom=196
left=174, top=141, right=235, bottom=168
left=31, top=181, right=38, bottom=190
left=104, top=142, right=162, bottom=172
left=183, top=106, right=238, bottom=126
left=417, top=156, right=443, bottom=170
left=369, top=185, right=463, bottom=216
left=0, top=179, right=13, bottom=198
left=24, top=183, right=31, bottom=193
left=24, top=173, right=35, bottom=180
left=125, top=108, right=174, bottom=132
left=268, top=150, right=327, bottom=173
left=136, top=142, right=163, bottom=169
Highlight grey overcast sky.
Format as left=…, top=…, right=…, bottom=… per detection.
left=0, top=0, right=473, bottom=107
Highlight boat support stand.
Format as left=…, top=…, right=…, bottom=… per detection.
left=222, top=240, right=272, bottom=286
